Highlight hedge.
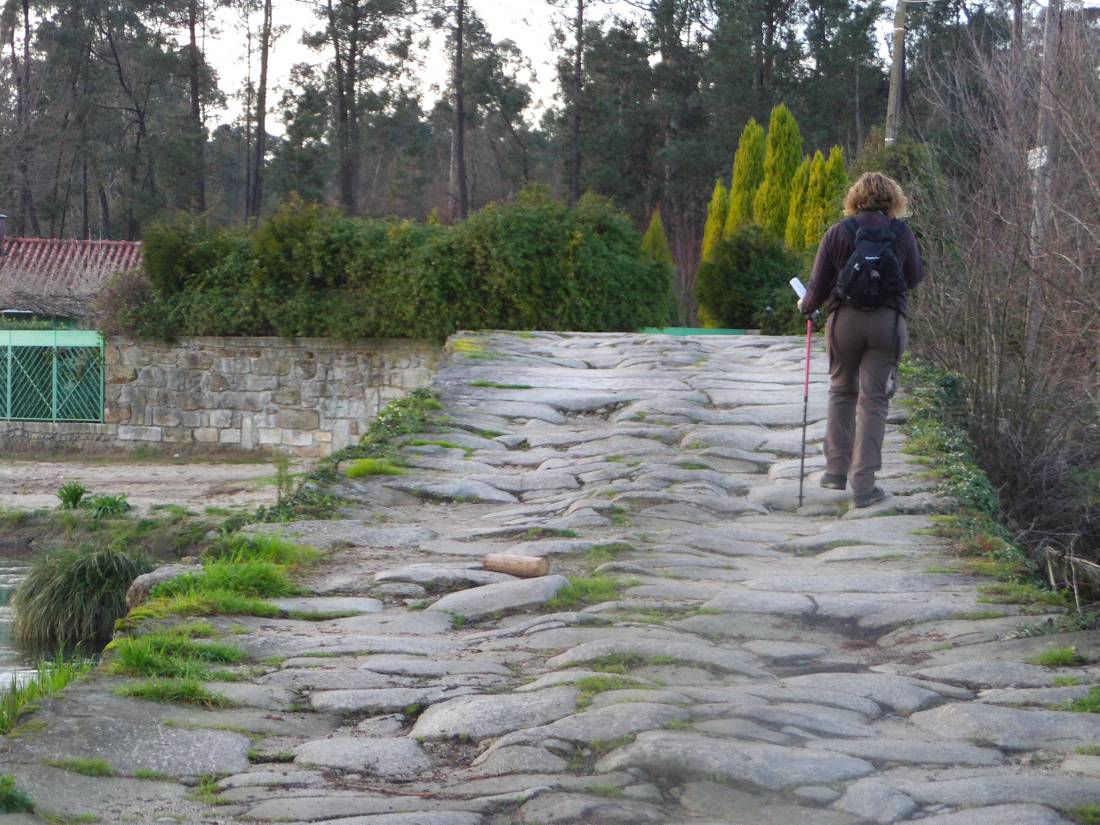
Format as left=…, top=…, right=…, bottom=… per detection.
left=98, top=190, right=675, bottom=341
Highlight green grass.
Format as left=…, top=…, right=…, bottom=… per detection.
left=1076, top=744, right=1100, bottom=755
left=1071, top=805, right=1100, bottom=825
left=582, top=784, right=624, bottom=798
left=128, top=591, right=279, bottom=621
left=206, top=533, right=319, bottom=567
left=978, top=582, right=1071, bottom=607
left=521, top=527, right=579, bottom=540
left=405, top=439, right=464, bottom=450
left=575, top=675, right=643, bottom=708
left=0, top=774, right=34, bottom=813
left=0, top=655, right=92, bottom=735
left=577, top=652, right=677, bottom=674
left=44, top=757, right=115, bottom=777
left=949, top=610, right=1008, bottom=620
left=469, top=380, right=533, bottom=389
left=12, top=545, right=153, bottom=651
left=1054, top=676, right=1083, bottom=687
left=1027, top=646, right=1086, bottom=668
left=585, top=543, right=634, bottom=565
left=152, top=559, right=299, bottom=600
left=191, top=773, right=231, bottom=806
left=1068, top=688, right=1100, bottom=714
left=132, top=769, right=171, bottom=780
left=111, top=633, right=247, bottom=679
left=673, top=461, right=710, bottom=471
left=247, top=749, right=295, bottom=764
left=116, top=679, right=232, bottom=708
left=545, top=576, right=623, bottom=611
left=346, top=458, right=405, bottom=478
left=56, top=482, right=87, bottom=510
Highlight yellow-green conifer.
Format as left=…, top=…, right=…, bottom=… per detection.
left=725, top=118, right=765, bottom=234
left=701, top=180, right=729, bottom=263
left=752, top=103, right=804, bottom=238
left=784, top=156, right=812, bottom=251
left=802, top=151, right=829, bottom=248
left=824, top=145, right=849, bottom=216
left=640, top=207, right=674, bottom=267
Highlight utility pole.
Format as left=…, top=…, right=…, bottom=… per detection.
left=884, top=0, right=906, bottom=145
left=1025, top=0, right=1062, bottom=368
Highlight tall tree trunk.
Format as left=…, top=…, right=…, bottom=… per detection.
left=249, top=0, right=272, bottom=221
left=188, top=0, right=206, bottom=212
left=1025, top=0, right=1062, bottom=371
left=885, top=0, right=907, bottom=145
left=1012, top=0, right=1024, bottom=53
left=450, top=0, right=468, bottom=220
left=569, top=0, right=583, bottom=205
left=98, top=184, right=112, bottom=239
left=12, top=0, right=40, bottom=235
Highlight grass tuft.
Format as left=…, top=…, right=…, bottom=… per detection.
left=0, top=774, right=34, bottom=813
left=152, top=559, right=299, bottom=600
left=45, top=757, right=115, bottom=777
left=111, top=633, right=247, bottom=679
left=1027, top=646, right=1086, bottom=668
left=1068, top=688, right=1100, bottom=714
left=206, top=533, right=319, bottom=566
left=469, top=380, right=533, bottom=389
left=575, top=675, right=643, bottom=708
left=0, top=656, right=92, bottom=735
left=116, top=678, right=232, bottom=708
left=12, top=545, right=153, bottom=651
left=346, top=458, right=405, bottom=478
left=585, top=543, right=633, bottom=565
left=545, top=576, right=623, bottom=611
left=1071, top=805, right=1100, bottom=825
left=128, top=591, right=280, bottom=621
left=132, top=769, right=171, bottom=781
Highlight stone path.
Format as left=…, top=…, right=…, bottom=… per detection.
left=4, top=331, right=1100, bottom=825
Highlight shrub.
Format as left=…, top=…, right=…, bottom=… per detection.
left=12, top=546, right=152, bottom=651
left=56, top=482, right=87, bottom=510
left=102, top=189, right=672, bottom=341
left=0, top=775, right=33, bottom=813
left=695, top=226, right=802, bottom=329
left=83, top=494, right=131, bottom=519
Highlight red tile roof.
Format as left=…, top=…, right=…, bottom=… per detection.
left=0, top=237, right=143, bottom=317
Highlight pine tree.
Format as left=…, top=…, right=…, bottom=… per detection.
left=701, top=180, right=729, bottom=263
left=640, top=207, right=674, bottom=267
left=752, top=103, right=804, bottom=239
left=800, top=150, right=827, bottom=248
left=725, top=118, right=765, bottom=234
left=784, top=156, right=812, bottom=250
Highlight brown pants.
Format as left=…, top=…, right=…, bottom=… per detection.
left=825, top=305, right=907, bottom=497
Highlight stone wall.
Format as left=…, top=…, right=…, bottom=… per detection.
left=0, top=336, right=440, bottom=457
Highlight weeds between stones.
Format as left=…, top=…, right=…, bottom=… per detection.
left=0, top=774, right=33, bottom=813
left=1076, top=744, right=1100, bottom=755
left=545, top=576, right=623, bottom=611
left=116, top=678, right=232, bottom=708
left=469, top=381, right=533, bottom=389
left=110, top=633, right=247, bottom=679
left=1071, top=805, right=1100, bottom=825
left=1054, top=676, right=1083, bottom=687
left=1068, top=688, right=1100, bottom=714
left=345, top=458, right=405, bottom=478
left=585, top=543, right=634, bottom=565
left=574, top=675, right=644, bottom=708
left=247, top=750, right=294, bottom=764
left=1027, top=646, right=1087, bottom=668
left=132, top=769, right=171, bottom=781
left=44, top=757, right=115, bottom=778
left=0, top=657, right=92, bottom=735
left=582, top=784, right=624, bottom=798
left=191, top=773, right=231, bottom=806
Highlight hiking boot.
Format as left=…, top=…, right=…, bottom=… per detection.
left=820, top=473, right=847, bottom=490
left=852, top=486, right=887, bottom=509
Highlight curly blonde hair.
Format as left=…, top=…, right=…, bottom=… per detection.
left=843, top=172, right=909, bottom=218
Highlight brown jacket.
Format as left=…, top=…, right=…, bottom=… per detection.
left=802, top=211, right=925, bottom=316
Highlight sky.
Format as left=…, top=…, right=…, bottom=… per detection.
left=208, top=0, right=632, bottom=132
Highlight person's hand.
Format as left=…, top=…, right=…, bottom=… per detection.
left=797, top=298, right=806, bottom=315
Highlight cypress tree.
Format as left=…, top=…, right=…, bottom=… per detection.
left=725, top=118, right=765, bottom=234
left=784, top=156, right=812, bottom=251
left=701, top=180, right=729, bottom=263
left=752, top=103, right=804, bottom=238
left=825, top=146, right=849, bottom=216
left=640, top=207, right=674, bottom=267
left=802, top=151, right=829, bottom=248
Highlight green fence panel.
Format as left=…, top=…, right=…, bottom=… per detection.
left=0, top=331, right=104, bottom=423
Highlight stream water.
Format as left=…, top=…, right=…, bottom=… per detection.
left=0, top=558, right=33, bottom=687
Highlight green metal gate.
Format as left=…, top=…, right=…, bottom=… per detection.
left=0, top=330, right=104, bottom=423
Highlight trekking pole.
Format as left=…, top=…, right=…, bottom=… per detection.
left=798, top=316, right=813, bottom=509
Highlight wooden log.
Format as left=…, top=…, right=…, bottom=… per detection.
left=482, top=554, right=549, bottom=578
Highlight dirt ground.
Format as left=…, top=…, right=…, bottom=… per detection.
left=0, top=456, right=288, bottom=513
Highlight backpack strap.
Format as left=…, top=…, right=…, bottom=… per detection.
left=885, top=218, right=903, bottom=241
left=842, top=217, right=860, bottom=239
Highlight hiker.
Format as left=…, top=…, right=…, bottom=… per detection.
left=797, top=171, right=925, bottom=509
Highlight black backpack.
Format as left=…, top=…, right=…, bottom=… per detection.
left=836, top=217, right=907, bottom=309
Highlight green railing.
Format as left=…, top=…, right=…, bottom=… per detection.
left=0, top=330, right=104, bottom=423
